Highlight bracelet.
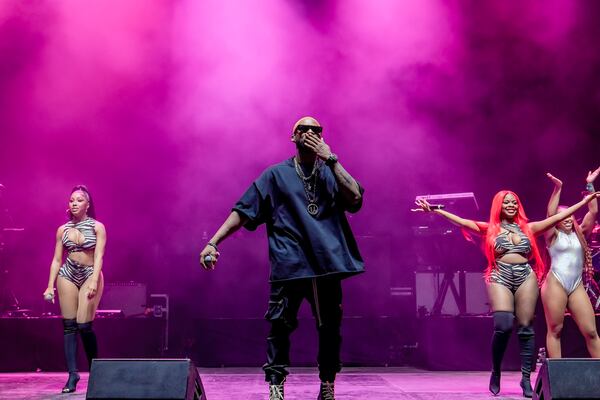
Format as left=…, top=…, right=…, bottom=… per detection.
left=586, top=182, right=595, bottom=193
left=207, top=242, right=219, bottom=252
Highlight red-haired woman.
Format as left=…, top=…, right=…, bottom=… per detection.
left=414, top=190, right=599, bottom=398
left=43, top=185, right=106, bottom=393
left=542, top=168, right=600, bottom=359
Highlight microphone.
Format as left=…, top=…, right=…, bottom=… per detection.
left=410, top=203, right=446, bottom=212
left=204, top=255, right=215, bottom=267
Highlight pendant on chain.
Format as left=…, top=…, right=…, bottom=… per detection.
left=307, top=203, right=319, bottom=216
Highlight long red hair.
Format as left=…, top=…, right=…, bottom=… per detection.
left=482, top=190, right=545, bottom=281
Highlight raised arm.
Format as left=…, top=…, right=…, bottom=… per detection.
left=581, top=166, right=600, bottom=236
left=413, top=199, right=486, bottom=234
left=529, top=192, right=600, bottom=235
left=329, top=161, right=362, bottom=206
left=544, top=173, right=562, bottom=243
left=199, top=211, right=248, bottom=270
left=303, top=133, right=362, bottom=206
left=43, top=226, right=65, bottom=302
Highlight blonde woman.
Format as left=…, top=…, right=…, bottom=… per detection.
left=542, top=168, right=600, bottom=359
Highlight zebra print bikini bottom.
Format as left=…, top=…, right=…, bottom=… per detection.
left=489, top=261, right=533, bottom=294
left=58, top=258, right=94, bottom=289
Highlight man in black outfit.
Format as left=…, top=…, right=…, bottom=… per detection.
left=200, top=116, right=364, bottom=400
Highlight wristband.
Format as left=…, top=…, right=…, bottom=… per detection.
left=207, top=242, right=219, bottom=252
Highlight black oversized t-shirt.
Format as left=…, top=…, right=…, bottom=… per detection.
left=233, top=157, right=365, bottom=282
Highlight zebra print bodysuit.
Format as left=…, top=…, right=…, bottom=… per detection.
left=58, top=217, right=97, bottom=289
left=489, top=222, right=533, bottom=293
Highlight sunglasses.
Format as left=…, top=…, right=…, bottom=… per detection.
left=296, top=125, right=323, bottom=135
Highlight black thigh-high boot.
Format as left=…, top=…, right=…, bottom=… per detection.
left=490, top=311, right=514, bottom=395
left=517, top=325, right=535, bottom=398
left=78, top=321, right=98, bottom=370
left=62, top=318, right=80, bottom=393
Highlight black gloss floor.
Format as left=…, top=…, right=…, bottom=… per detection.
left=0, top=368, right=534, bottom=399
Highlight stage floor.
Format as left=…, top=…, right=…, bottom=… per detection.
left=0, top=367, right=535, bottom=399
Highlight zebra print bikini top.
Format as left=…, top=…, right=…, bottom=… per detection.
left=62, top=217, right=97, bottom=253
left=495, top=222, right=531, bottom=257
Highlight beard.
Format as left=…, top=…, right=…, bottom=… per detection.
left=295, top=139, right=312, bottom=154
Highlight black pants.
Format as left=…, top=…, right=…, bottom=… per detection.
left=263, top=277, right=343, bottom=384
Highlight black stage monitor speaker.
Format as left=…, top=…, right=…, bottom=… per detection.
left=86, top=359, right=206, bottom=400
left=533, top=358, right=600, bottom=400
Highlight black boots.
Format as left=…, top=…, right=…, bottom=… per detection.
left=490, top=311, right=513, bottom=395
left=62, top=319, right=80, bottom=393
left=78, top=321, right=98, bottom=369
left=520, top=378, right=533, bottom=398
left=518, top=325, right=535, bottom=398
left=489, top=371, right=501, bottom=395
left=61, top=319, right=99, bottom=393
left=62, top=372, right=80, bottom=394
left=489, top=314, right=535, bottom=398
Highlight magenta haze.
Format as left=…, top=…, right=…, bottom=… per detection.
left=0, top=1, right=599, bottom=319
